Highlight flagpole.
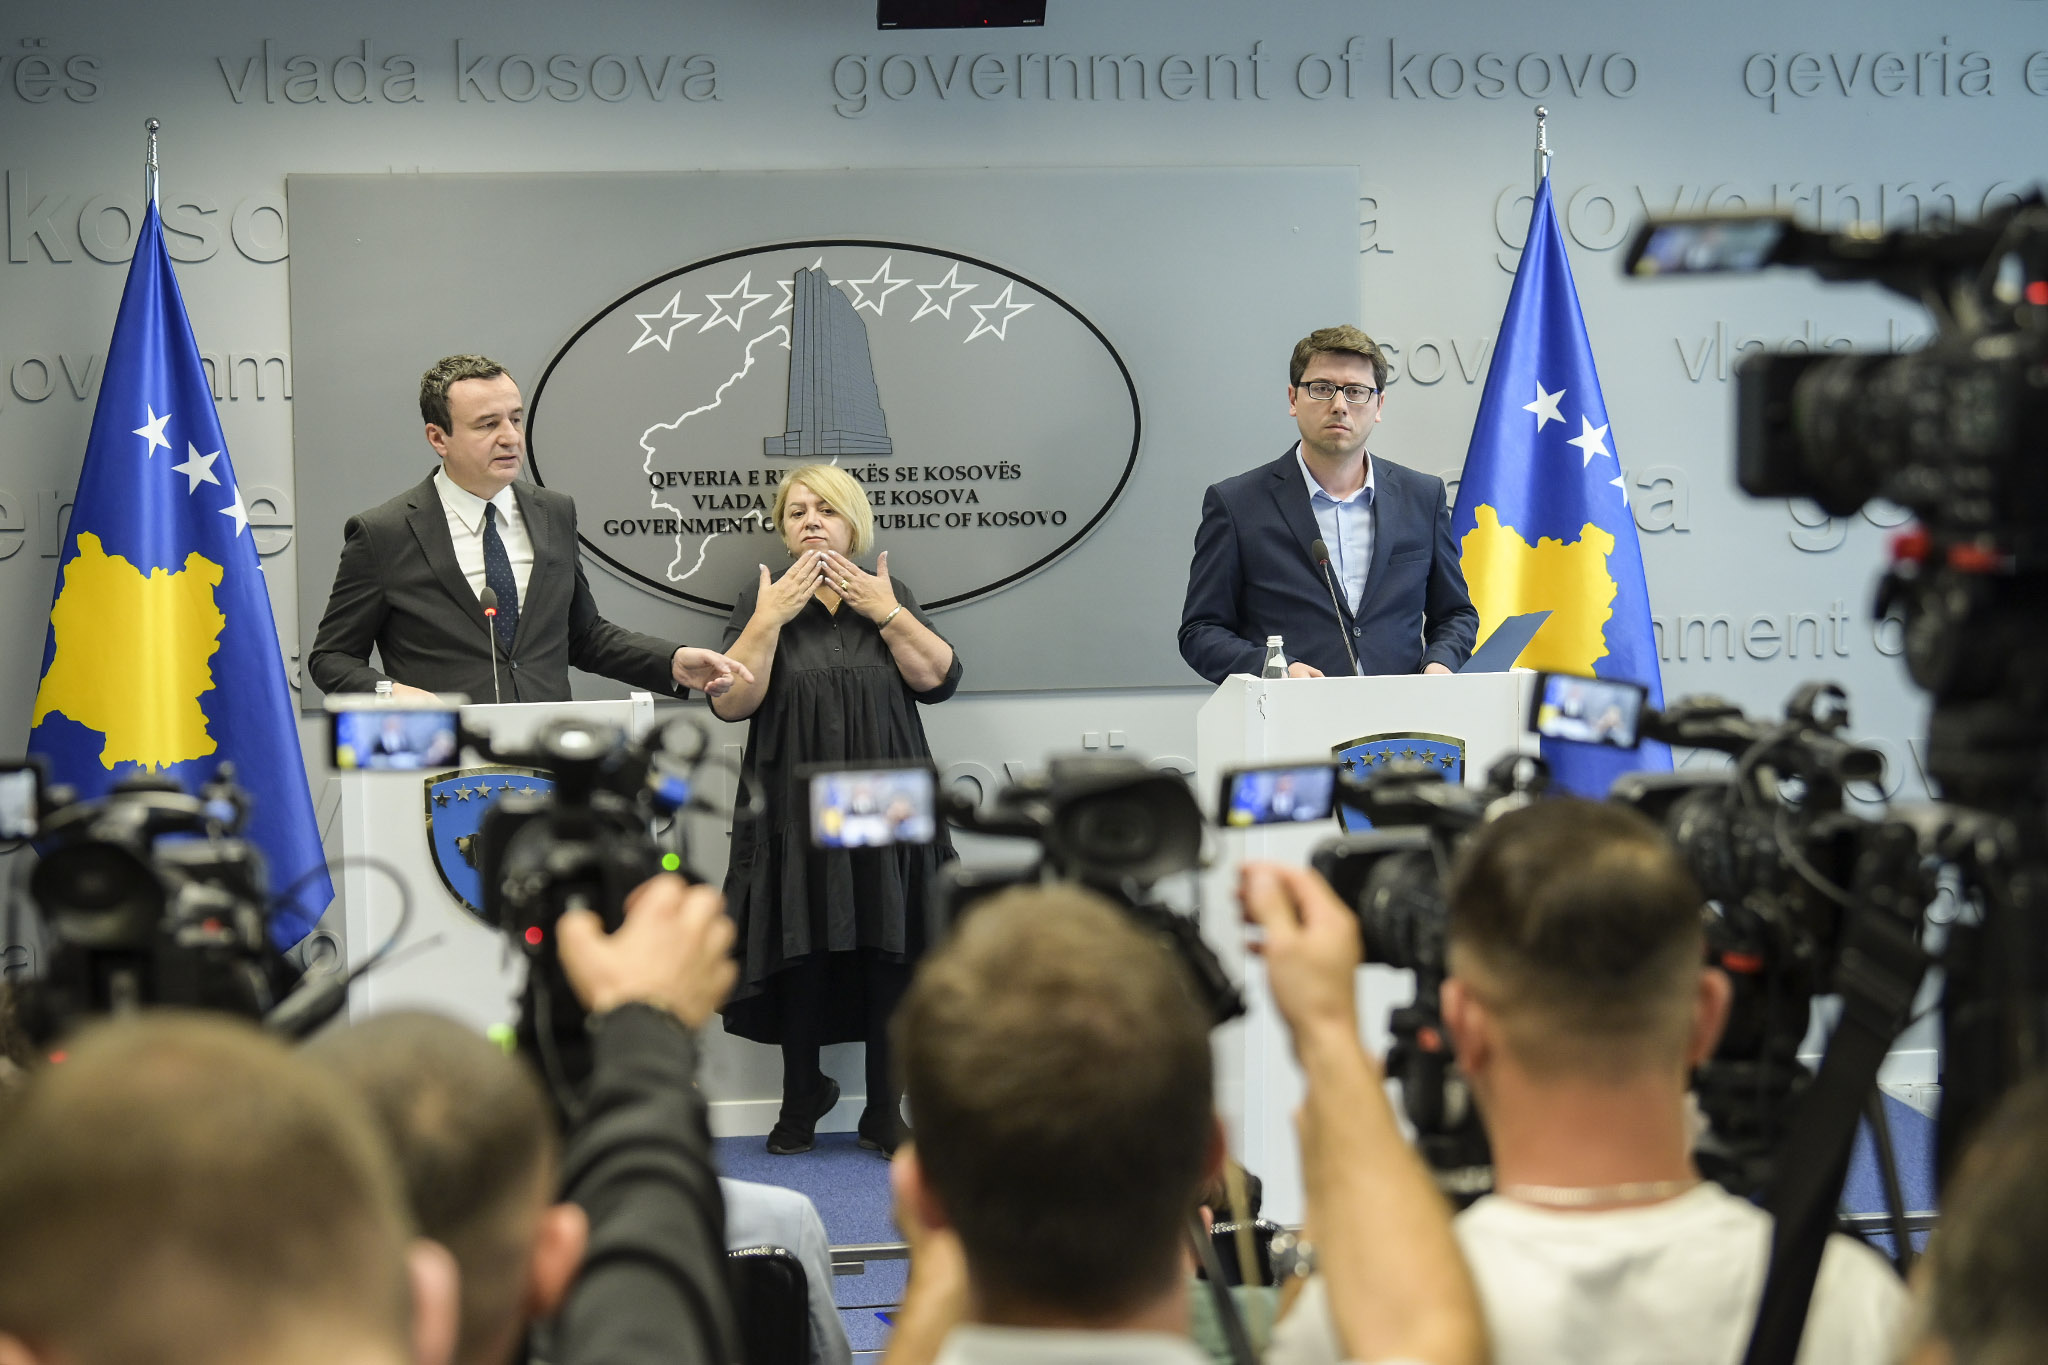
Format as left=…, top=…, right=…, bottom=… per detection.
left=144, top=118, right=159, bottom=211
left=1533, top=106, right=1549, bottom=194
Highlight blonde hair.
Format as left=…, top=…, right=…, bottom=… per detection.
left=773, top=463, right=876, bottom=558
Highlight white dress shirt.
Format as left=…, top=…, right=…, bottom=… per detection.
left=1295, top=443, right=1376, bottom=614
left=434, top=468, right=535, bottom=606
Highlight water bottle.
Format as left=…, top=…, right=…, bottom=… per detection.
left=1261, top=636, right=1288, bottom=679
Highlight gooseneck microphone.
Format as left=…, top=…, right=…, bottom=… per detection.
left=479, top=586, right=503, bottom=705
left=1310, top=538, right=1363, bottom=677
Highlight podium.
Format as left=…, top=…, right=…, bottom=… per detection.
left=335, top=695, right=658, bottom=1030
left=1195, top=670, right=1535, bottom=1225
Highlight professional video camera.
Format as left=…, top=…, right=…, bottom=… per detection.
left=1629, top=196, right=2048, bottom=1181
left=1609, top=683, right=1934, bottom=1196
left=469, top=715, right=717, bottom=1103
left=933, top=754, right=1246, bottom=1025
left=0, top=760, right=338, bottom=1045
left=1308, top=752, right=1549, bottom=1201
left=326, top=696, right=725, bottom=1111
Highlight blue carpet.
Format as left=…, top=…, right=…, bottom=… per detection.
left=1841, top=1093, right=1937, bottom=1216
left=716, top=1131, right=898, bottom=1245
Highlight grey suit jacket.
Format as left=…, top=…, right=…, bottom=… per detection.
left=307, top=472, right=681, bottom=703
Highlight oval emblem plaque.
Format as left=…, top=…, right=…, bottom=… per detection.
left=529, top=240, right=1140, bottom=613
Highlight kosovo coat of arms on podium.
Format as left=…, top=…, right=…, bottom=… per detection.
left=424, top=766, right=554, bottom=920
left=1330, top=732, right=1466, bottom=833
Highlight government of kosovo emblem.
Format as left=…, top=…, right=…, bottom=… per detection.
left=425, top=766, right=554, bottom=920
left=1330, top=732, right=1465, bottom=833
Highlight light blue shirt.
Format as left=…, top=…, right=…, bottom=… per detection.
left=1296, top=443, right=1376, bottom=615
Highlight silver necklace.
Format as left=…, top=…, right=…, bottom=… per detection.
left=1496, top=1179, right=1699, bottom=1208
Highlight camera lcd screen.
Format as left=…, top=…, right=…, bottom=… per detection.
left=331, top=709, right=461, bottom=771
left=1627, top=217, right=1788, bottom=277
left=0, top=764, right=39, bottom=839
left=1219, top=763, right=1338, bottom=827
left=808, top=766, right=937, bottom=848
left=1530, top=673, right=1649, bottom=750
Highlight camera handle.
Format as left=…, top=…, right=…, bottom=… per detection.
left=1737, top=894, right=1927, bottom=1365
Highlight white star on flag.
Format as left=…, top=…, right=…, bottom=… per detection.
left=965, top=283, right=1032, bottom=343
left=700, top=272, right=772, bottom=333
left=220, top=487, right=249, bottom=537
left=134, top=406, right=172, bottom=456
left=913, top=263, right=977, bottom=322
left=846, top=256, right=911, bottom=315
left=1523, top=383, right=1565, bottom=430
left=1565, top=415, right=1612, bottom=466
left=1610, top=473, right=1629, bottom=505
left=629, top=291, right=703, bottom=354
left=173, top=443, right=221, bottom=494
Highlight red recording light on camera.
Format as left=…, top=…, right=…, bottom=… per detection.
left=524, top=926, right=543, bottom=947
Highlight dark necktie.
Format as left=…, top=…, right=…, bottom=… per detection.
left=483, top=501, right=519, bottom=652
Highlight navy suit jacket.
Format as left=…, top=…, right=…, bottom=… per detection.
left=1178, top=447, right=1479, bottom=683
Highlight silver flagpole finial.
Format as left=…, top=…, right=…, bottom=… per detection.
left=1533, top=106, right=1550, bottom=196
left=144, top=119, right=160, bottom=210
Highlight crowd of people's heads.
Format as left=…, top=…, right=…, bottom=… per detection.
left=0, top=1013, right=446, bottom=1365
left=4, top=799, right=2046, bottom=1365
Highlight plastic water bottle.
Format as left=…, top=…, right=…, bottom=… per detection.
left=1261, top=636, right=1288, bottom=679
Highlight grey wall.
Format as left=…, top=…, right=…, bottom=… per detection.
left=3, top=1, right=2043, bottom=1068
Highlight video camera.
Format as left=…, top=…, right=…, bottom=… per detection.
left=330, top=697, right=721, bottom=1107
left=1629, top=195, right=2048, bottom=1182
left=0, top=759, right=336, bottom=1045
left=806, top=754, right=1245, bottom=1025
left=1308, top=751, right=1549, bottom=1200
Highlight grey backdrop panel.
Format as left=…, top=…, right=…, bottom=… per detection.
left=285, top=168, right=1358, bottom=702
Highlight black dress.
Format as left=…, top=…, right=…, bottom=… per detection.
left=716, top=574, right=960, bottom=1046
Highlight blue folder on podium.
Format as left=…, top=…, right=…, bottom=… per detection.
left=1459, top=610, right=1551, bottom=673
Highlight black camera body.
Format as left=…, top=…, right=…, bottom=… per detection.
left=940, top=755, right=1244, bottom=1026
left=9, top=767, right=297, bottom=1044
left=469, top=716, right=704, bottom=1106
left=1309, top=754, right=1549, bottom=1200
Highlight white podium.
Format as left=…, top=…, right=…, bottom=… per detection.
left=336, top=695, right=658, bottom=1031
left=1195, top=670, right=1535, bottom=1225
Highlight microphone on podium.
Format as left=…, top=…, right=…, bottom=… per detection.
left=480, top=586, right=503, bottom=705
left=1310, top=538, right=1362, bottom=677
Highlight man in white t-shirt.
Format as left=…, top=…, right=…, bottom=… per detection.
left=1266, top=798, right=1908, bottom=1365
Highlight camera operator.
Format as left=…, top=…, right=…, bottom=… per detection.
left=1903, top=1076, right=2048, bottom=1365
left=0, top=1013, right=460, bottom=1365
left=547, top=873, right=743, bottom=1365
left=1267, top=799, right=1906, bottom=1365
left=881, top=881, right=1483, bottom=1365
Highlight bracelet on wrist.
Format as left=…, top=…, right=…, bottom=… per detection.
left=880, top=605, right=903, bottom=630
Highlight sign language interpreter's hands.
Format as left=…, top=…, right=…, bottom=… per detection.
left=756, top=551, right=827, bottom=628
left=821, top=548, right=901, bottom=624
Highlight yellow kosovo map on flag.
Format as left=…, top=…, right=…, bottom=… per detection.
left=31, top=532, right=226, bottom=771
left=1460, top=505, right=1617, bottom=676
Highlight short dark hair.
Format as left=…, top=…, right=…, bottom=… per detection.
left=0, top=1014, right=413, bottom=1365
left=1446, top=799, right=1707, bottom=1077
left=306, top=1011, right=557, bottom=1365
left=898, top=885, right=1214, bottom=1319
left=420, top=353, right=512, bottom=432
left=1921, top=1077, right=2048, bottom=1365
left=1290, top=325, right=1391, bottom=390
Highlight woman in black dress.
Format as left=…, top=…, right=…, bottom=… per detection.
left=710, top=463, right=960, bottom=1155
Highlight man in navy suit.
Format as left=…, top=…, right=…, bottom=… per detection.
left=1179, top=326, right=1478, bottom=682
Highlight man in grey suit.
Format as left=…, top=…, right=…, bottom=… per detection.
left=308, top=355, right=749, bottom=704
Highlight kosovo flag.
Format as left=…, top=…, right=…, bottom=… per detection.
left=1451, top=175, right=1669, bottom=797
left=28, top=203, right=333, bottom=945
